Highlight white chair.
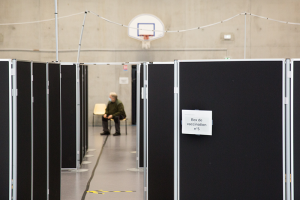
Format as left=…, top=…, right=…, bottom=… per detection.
left=93, top=104, right=106, bottom=126
left=109, top=118, right=128, bottom=135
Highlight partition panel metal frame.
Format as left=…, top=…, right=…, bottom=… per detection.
left=136, top=64, right=141, bottom=169
left=84, top=65, right=88, bottom=155
left=59, top=63, right=79, bottom=169
left=79, top=64, right=88, bottom=163
left=7, top=60, right=31, bottom=200
left=81, top=62, right=144, bottom=168
left=61, top=62, right=144, bottom=169
left=11, top=59, right=16, bottom=200
left=60, top=62, right=80, bottom=169
left=173, top=59, right=287, bottom=200
left=59, top=63, right=62, bottom=196
left=82, top=62, right=146, bottom=66
left=31, top=61, right=34, bottom=200
left=143, top=62, right=148, bottom=200
left=290, top=59, right=300, bottom=200
left=14, top=60, right=34, bottom=199
left=32, top=61, right=48, bottom=199
left=143, top=61, right=174, bottom=200
left=76, top=63, right=81, bottom=169
left=47, top=62, right=62, bottom=200
left=174, top=60, right=179, bottom=200
left=285, top=59, right=291, bottom=200
left=46, top=63, right=50, bottom=200
left=0, top=59, right=14, bottom=200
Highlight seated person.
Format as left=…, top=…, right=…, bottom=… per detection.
left=100, top=92, right=126, bottom=136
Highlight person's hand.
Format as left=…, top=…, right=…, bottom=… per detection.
left=103, top=114, right=107, bottom=118
left=108, top=115, right=113, bottom=119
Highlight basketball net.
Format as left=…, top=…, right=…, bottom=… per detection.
left=141, top=35, right=151, bottom=49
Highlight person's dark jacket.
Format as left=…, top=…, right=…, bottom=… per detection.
left=105, top=99, right=126, bottom=117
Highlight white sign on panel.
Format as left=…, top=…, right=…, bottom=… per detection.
left=182, top=110, right=212, bottom=135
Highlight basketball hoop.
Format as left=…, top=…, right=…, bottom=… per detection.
left=143, top=35, right=150, bottom=40
left=141, top=35, right=151, bottom=49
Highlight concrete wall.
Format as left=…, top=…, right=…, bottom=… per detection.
left=1, top=0, right=300, bottom=124
left=89, top=64, right=132, bottom=126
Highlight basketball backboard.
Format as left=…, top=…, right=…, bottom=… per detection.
left=128, top=14, right=165, bottom=49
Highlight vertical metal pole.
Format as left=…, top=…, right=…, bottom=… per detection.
left=291, top=60, right=294, bottom=200
left=136, top=64, right=141, bottom=169
left=31, top=62, right=34, bottom=200
left=46, top=63, right=49, bottom=200
left=76, top=10, right=87, bottom=148
left=76, top=64, right=80, bottom=169
left=286, top=59, right=291, bottom=200
left=143, top=63, right=148, bottom=200
left=244, top=13, right=247, bottom=59
left=174, top=60, right=180, bottom=200
left=59, top=64, right=62, bottom=197
left=146, top=64, right=149, bottom=200
left=12, top=59, right=17, bottom=200
left=282, top=60, right=286, bottom=200
left=54, top=0, right=58, bottom=62
left=85, top=66, right=87, bottom=152
left=76, top=11, right=88, bottom=64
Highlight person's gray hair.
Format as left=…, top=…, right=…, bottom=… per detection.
left=110, top=92, right=118, bottom=99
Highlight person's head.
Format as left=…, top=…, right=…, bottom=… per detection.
left=109, top=92, right=118, bottom=102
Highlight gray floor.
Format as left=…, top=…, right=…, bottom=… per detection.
left=61, top=125, right=144, bottom=200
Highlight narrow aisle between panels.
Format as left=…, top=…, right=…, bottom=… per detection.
left=61, top=126, right=143, bottom=200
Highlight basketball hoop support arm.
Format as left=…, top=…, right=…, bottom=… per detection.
left=76, top=11, right=88, bottom=64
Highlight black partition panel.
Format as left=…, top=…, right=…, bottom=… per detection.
left=16, top=61, right=32, bottom=200
left=139, top=65, right=144, bottom=167
left=293, top=61, right=300, bottom=199
left=79, top=65, right=88, bottom=164
left=132, top=65, right=137, bottom=125
left=83, top=65, right=87, bottom=157
left=61, top=65, right=77, bottom=168
left=32, top=63, right=47, bottom=200
left=48, top=63, right=61, bottom=200
left=0, top=61, right=10, bottom=200
left=80, top=65, right=88, bottom=163
left=179, top=61, right=284, bottom=200
left=79, top=65, right=88, bottom=163
left=148, top=64, right=174, bottom=200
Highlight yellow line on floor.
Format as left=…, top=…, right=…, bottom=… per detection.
left=86, top=190, right=136, bottom=194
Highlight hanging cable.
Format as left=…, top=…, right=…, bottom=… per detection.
left=0, top=11, right=85, bottom=26
left=88, top=11, right=244, bottom=33
left=88, top=11, right=300, bottom=32
left=1, top=11, right=300, bottom=30
left=249, top=13, right=300, bottom=25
